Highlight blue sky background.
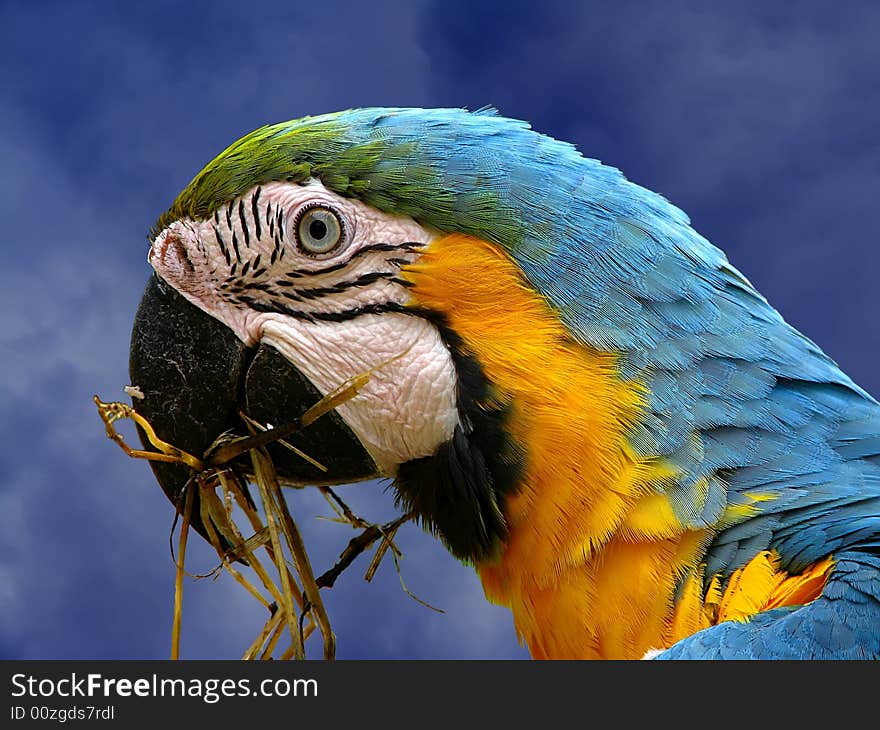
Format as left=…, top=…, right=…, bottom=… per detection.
left=1, top=0, right=878, bottom=660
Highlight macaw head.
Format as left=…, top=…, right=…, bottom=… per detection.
left=132, top=107, right=546, bottom=562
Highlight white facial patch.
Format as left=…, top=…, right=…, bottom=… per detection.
left=148, top=179, right=460, bottom=473
left=260, top=313, right=458, bottom=475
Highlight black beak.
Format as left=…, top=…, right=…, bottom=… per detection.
left=128, top=274, right=377, bottom=545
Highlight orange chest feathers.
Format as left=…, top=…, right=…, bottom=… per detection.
left=404, top=234, right=830, bottom=659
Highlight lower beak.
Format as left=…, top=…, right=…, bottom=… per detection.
left=128, top=274, right=377, bottom=545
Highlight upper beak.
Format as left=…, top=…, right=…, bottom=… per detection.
left=128, top=273, right=377, bottom=545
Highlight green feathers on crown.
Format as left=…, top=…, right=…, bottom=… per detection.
left=154, top=112, right=359, bottom=235
left=151, top=107, right=527, bottom=244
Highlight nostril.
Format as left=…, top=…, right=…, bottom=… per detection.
left=153, top=231, right=195, bottom=274
left=169, top=235, right=195, bottom=273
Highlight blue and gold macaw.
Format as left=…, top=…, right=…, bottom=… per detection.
left=130, top=107, right=880, bottom=659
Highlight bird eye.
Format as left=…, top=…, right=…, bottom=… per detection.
left=295, top=205, right=345, bottom=255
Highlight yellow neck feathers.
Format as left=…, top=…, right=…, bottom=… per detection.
left=404, top=234, right=829, bottom=659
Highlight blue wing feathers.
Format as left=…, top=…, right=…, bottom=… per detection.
left=657, top=553, right=880, bottom=659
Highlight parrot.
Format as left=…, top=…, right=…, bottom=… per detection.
left=129, top=106, right=880, bottom=659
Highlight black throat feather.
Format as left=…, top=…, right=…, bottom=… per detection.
left=393, top=317, right=525, bottom=564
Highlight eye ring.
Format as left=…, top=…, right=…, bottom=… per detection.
left=293, top=204, right=347, bottom=256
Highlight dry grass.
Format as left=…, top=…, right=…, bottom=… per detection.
left=94, top=378, right=436, bottom=660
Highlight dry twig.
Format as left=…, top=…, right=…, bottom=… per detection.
left=94, top=381, right=440, bottom=660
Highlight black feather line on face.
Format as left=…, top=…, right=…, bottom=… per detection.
left=213, top=225, right=232, bottom=266
left=231, top=230, right=242, bottom=263
left=393, top=316, right=525, bottom=564
left=252, top=188, right=262, bottom=239
left=233, top=298, right=417, bottom=323
left=219, top=240, right=423, bottom=314
left=294, top=271, right=401, bottom=300
left=284, top=241, right=424, bottom=279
